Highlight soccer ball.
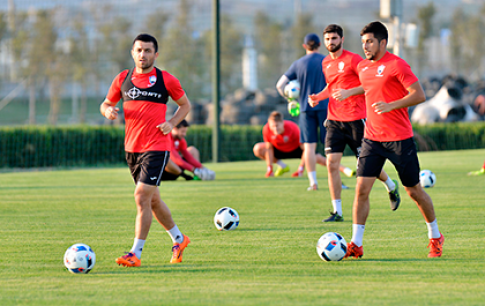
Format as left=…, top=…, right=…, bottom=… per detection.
left=64, top=243, right=96, bottom=274
left=214, top=207, right=239, bottom=231
left=419, top=169, right=436, bottom=188
left=284, top=80, right=300, bottom=100
left=316, top=232, right=347, bottom=262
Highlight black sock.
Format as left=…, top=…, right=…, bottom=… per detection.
left=180, top=171, right=194, bottom=180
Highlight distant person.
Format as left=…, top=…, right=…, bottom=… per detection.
left=277, top=33, right=352, bottom=190
left=253, top=111, right=354, bottom=181
left=162, top=119, right=215, bottom=181
left=344, top=22, right=443, bottom=259
left=308, top=24, right=400, bottom=222
left=467, top=160, right=485, bottom=176
left=100, top=33, right=191, bottom=267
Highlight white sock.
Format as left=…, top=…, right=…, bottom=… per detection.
left=276, top=160, right=287, bottom=168
left=343, top=167, right=353, bottom=177
left=332, top=199, right=343, bottom=216
left=351, top=224, right=365, bottom=247
left=382, top=177, right=396, bottom=192
left=308, top=171, right=317, bottom=186
left=297, top=165, right=304, bottom=173
left=426, top=219, right=440, bottom=239
left=167, top=225, right=184, bottom=243
left=130, top=238, right=146, bottom=259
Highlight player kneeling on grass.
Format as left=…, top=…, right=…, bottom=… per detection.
left=253, top=111, right=354, bottom=183
left=162, top=119, right=215, bottom=181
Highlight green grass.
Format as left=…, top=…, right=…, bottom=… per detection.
left=1, top=149, right=484, bottom=305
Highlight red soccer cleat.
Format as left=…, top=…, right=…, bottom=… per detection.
left=428, top=233, right=444, bottom=258
left=344, top=242, right=363, bottom=259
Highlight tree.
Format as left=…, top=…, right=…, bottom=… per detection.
left=69, top=14, right=91, bottom=123
left=143, top=11, right=170, bottom=43
left=415, top=1, right=436, bottom=76
left=290, top=12, right=315, bottom=58
left=417, top=2, right=436, bottom=52
left=253, top=11, right=284, bottom=90
left=159, top=0, right=204, bottom=98
left=202, top=14, right=244, bottom=97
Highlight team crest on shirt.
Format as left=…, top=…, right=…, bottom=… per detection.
left=174, top=140, right=180, bottom=149
left=338, top=61, right=345, bottom=72
left=376, top=65, right=386, bottom=77
left=283, top=136, right=289, bottom=143
left=148, top=75, right=157, bottom=87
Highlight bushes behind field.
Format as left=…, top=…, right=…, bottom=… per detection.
left=0, top=123, right=484, bottom=169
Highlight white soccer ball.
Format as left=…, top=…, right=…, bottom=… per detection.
left=284, top=80, right=300, bottom=100
left=316, top=232, right=347, bottom=262
left=64, top=243, right=96, bottom=274
left=419, top=169, right=436, bottom=188
left=214, top=207, right=239, bottom=231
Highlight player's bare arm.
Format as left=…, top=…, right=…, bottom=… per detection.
left=332, top=86, right=364, bottom=102
left=157, top=94, right=191, bottom=135
left=372, top=81, right=425, bottom=115
left=276, top=75, right=290, bottom=97
left=100, top=99, right=119, bottom=120
left=308, top=85, right=329, bottom=107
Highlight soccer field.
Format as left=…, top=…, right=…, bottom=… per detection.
left=1, top=149, right=484, bottom=306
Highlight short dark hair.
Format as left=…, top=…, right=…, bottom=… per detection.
left=268, top=111, right=284, bottom=122
left=176, top=119, right=190, bottom=128
left=360, top=21, right=388, bottom=43
left=303, top=33, right=321, bottom=51
left=133, top=33, right=158, bottom=52
left=323, top=24, right=343, bottom=38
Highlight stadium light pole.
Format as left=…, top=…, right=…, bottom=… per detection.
left=212, top=0, right=221, bottom=163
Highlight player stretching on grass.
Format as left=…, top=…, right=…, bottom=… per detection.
left=162, top=119, right=215, bottom=181
left=344, top=22, right=444, bottom=259
left=100, top=33, right=191, bottom=267
left=308, top=24, right=400, bottom=222
left=253, top=111, right=354, bottom=179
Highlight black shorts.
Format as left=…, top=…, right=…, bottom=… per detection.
left=126, top=151, right=170, bottom=186
left=274, top=147, right=303, bottom=160
left=324, top=119, right=365, bottom=156
left=161, top=171, right=180, bottom=181
left=357, top=137, right=420, bottom=187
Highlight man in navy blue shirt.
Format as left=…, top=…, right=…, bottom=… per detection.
left=277, top=33, right=352, bottom=190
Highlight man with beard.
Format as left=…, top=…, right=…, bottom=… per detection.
left=277, top=33, right=353, bottom=190
left=343, top=21, right=443, bottom=259
left=100, top=34, right=191, bottom=267
left=308, top=24, right=400, bottom=222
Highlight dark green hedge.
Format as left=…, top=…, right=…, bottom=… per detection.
left=1, top=122, right=484, bottom=169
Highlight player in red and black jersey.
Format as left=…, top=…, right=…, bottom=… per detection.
left=308, top=24, right=400, bottom=223
left=343, top=22, right=443, bottom=259
left=100, top=34, right=191, bottom=267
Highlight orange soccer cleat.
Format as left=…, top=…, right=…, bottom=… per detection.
left=428, top=233, right=445, bottom=258
left=116, top=252, right=141, bottom=267
left=344, top=242, right=364, bottom=259
left=170, top=234, right=191, bottom=264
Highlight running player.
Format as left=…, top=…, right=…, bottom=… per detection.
left=100, top=34, right=191, bottom=267
left=308, top=24, right=400, bottom=222
left=253, top=111, right=354, bottom=180
left=344, top=22, right=444, bottom=259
